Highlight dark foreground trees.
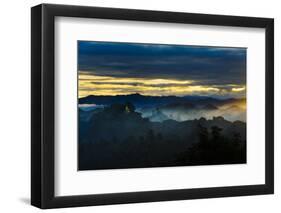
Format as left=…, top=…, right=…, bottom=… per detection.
left=176, top=124, right=246, bottom=165
left=79, top=103, right=246, bottom=170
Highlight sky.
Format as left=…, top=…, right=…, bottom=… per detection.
left=78, top=41, right=246, bottom=98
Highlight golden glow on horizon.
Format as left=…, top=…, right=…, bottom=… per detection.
left=232, top=86, right=246, bottom=92
left=78, top=72, right=246, bottom=98
left=79, top=74, right=194, bottom=85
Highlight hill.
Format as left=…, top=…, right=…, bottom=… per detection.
left=79, top=103, right=246, bottom=170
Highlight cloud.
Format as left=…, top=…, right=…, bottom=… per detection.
left=78, top=73, right=246, bottom=98
left=78, top=41, right=246, bottom=97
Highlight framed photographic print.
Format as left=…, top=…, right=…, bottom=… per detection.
left=31, top=3, right=274, bottom=209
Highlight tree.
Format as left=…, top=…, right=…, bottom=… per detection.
left=233, top=132, right=242, bottom=146
left=108, top=103, right=126, bottom=114
left=147, top=129, right=155, bottom=142
left=125, top=102, right=135, bottom=113
left=211, top=126, right=222, bottom=142
left=198, top=124, right=209, bottom=149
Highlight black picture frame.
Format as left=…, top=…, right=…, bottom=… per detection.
left=31, top=3, right=274, bottom=209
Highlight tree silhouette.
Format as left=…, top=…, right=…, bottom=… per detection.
left=175, top=125, right=246, bottom=166
left=147, top=129, right=155, bottom=142
left=211, top=126, right=222, bottom=142
left=79, top=103, right=247, bottom=170
left=198, top=124, right=209, bottom=149
left=233, top=132, right=242, bottom=146
left=125, top=102, right=135, bottom=113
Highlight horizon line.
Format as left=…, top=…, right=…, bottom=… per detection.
left=79, top=93, right=245, bottom=100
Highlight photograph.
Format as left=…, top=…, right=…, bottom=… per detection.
left=30, top=3, right=274, bottom=209
left=78, top=41, right=247, bottom=170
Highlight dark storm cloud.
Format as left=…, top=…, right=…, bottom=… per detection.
left=78, top=41, right=246, bottom=85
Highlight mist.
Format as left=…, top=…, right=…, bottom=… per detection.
left=136, top=99, right=246, bottom=122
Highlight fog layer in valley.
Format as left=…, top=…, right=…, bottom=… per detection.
left=137, top=99, right=246, bottom=123
left=78, top=94, right=246, bottom=170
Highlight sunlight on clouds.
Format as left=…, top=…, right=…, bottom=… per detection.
left=79, top=72, right=246, bottom=98
left=79, top=73, right=194, bottom=85
left=232, top=86, right=246, bottom=92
